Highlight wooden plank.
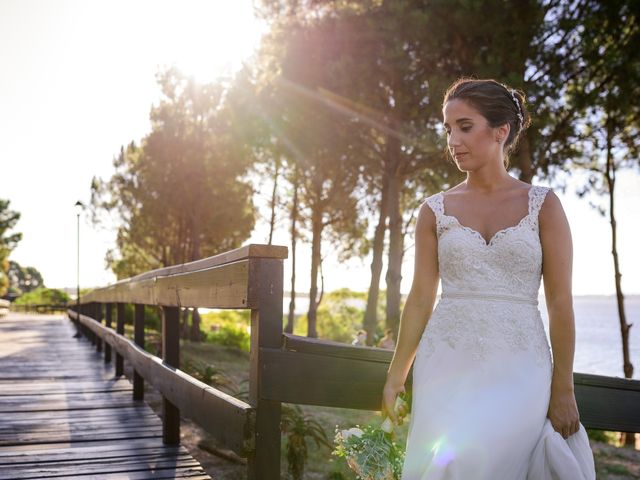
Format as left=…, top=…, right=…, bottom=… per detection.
left=247, top=258, right=283, bottom=480
left=134, top=303, right=145, bottom=400
left=575, top=373, right=640, bottom=432
left=162, top=306, right=180, bottom=445
left=0, top=446, right=186, bottom=466
left=0, top=438, right=187, bottom=458
left=0, top=314, right=212, bottom=480
left=155, top=260, right=250, bottom=308
left=116, top=303, right=125, bottom=376
left=0, top=389, right=138, bottom=404
left=3, top=452, right=193, bottom=469
left=260, top=347, right=395, bottom=409
left=70, top=309, right=253, bottom=455
left=0, top=379, right=132, bottom=395
left=130, top=243, right=287, bottom=281
left=0, top=412, right=158, bottom=428
left=0, top=426, right=163, bottom=446
left=95, top=302, right=103, bottom=353
left=105, top=303, right=113, bottom=363
left=0, top=399, right=145, bottom=413
left=283, top=332, right=393, bottom=363
left=80, top=260, right=252, bottom=309
left=1, top=458, right=206, bottom=479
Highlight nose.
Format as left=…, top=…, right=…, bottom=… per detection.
left=447, top=130, right=462, bottom=149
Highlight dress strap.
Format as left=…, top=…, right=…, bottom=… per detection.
left=528, top=185, right=551, bottom=223
left=424, top=192, right=444, bottom=221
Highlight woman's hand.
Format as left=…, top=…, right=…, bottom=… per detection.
left=547, top=385, right=580, bottom=439
left=382, top=379, right=408, bottom=425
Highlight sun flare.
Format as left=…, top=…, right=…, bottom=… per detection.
left=145, top=0, right=266, bottom=82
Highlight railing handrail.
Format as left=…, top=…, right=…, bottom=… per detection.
left=129, top=244, right=287, bottom=282
left=79, top=244, right=288, bottom=308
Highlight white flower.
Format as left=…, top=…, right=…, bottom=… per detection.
left=341, top=427, right=364, bottom=441
left=380, top=417, right=395, bottom=433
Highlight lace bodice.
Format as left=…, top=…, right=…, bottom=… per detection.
left=425, top=185, right=551, bottom=301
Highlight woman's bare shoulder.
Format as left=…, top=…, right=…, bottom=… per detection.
left=538, top=187, right=565, bottom=223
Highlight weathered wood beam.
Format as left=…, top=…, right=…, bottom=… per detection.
left=80, top=260, right=251, bottom=309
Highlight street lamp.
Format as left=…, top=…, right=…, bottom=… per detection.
left=74, top=201, right=85, bottom=315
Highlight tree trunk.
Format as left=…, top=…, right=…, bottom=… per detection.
left=604, top=114, right=635, bottom=447
left=364, top=175, right=389, bottom=346
left=385, top=133, right=403, bottom=333
left=285, top=170, right=299, bottom=334
left=181, top=308, right=190, bottom=340
left=189, top=228, right=202, bottom=342
left=517, top=132, right=534, bottom=183
left=190, top=308, right=202, bottom=342
left=268, top=157, right=280, bottom=245
left=307, top=206, right=322, bottom=338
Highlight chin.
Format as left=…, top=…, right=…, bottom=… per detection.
left=455, top=160, right=473, bottom=172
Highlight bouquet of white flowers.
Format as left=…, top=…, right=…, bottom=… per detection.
left=332, top=393, right=408, bottom=480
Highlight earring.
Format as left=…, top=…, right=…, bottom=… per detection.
left=496, top=137, right=502, bottom=143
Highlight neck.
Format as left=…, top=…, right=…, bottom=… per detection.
left=464, top=157, right=513, bottom=193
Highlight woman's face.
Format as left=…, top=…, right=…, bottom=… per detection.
left=442, top=98, right=504, bottom=171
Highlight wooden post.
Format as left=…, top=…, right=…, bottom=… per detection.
left=80, top=304, right=88, bottom=338
left=88, top=303, right=95, bottom=346
left=105, top=303, right=113, bottom=363
left=162, top=306, right=180, bottom=444
left=116, top=303, right=125, bottom=376
left=247, top=258, right=284, bottom=480
left=95, top=302, right=103, bottom=353
left=133, top=304, right=145, bottom=400
left=71, top=304, right=80, bottom=335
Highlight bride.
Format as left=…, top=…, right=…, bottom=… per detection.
left=382, top=78, right=596, bottom=479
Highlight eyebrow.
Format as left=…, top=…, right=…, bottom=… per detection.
left=443, top=117, right=474, bottom=127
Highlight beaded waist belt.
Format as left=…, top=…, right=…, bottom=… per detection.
left=441, top=290, right=539, bottom=306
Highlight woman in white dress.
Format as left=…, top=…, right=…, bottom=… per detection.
left=382, top=78, right=596, bottom=479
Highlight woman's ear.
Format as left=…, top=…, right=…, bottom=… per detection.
left=495, top=123, right=511, bottom=144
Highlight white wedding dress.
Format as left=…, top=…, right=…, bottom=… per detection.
left=402, top=185, right=596, bottom=479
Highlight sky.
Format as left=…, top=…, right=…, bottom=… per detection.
left=2, top=0, right=639, bottom=297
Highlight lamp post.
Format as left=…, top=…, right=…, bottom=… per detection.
left=74, top=201, right=85, bottom=315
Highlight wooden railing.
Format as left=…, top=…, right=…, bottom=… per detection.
left=69, top=243, right=640, bottom=479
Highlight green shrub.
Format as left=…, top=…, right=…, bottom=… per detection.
left=291, top=288, right=392, bottom=344
left=312, top=289, right=369, bottom=343
left=14, top=287, right=70, bottom=305
left=119, top=304, right=161, bottom=331
left=200, top=310, right=251, bottom=351
left=281, top=404, right=332, bottom=480
left=205, top=322, right=250, bottom=352
left=181, top=358, right=237, bottom=390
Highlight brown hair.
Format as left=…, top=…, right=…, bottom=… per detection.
left=443, top=78, right=531, bottom=168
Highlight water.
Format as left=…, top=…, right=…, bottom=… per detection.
left=540, top=295, right=640, bottom=379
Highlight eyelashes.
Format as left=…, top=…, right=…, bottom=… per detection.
left=444, top=126, right=472, bottom=135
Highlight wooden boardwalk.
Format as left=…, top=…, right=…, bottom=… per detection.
left=0, top=313, right=211, bottom=479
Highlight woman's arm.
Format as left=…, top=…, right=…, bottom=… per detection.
left=540, top=190, right=580, bottom=438
left=382, top=200, right=440, bottom=423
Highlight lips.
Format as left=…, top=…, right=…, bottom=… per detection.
left=454, top=152, right=468, bottom=159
